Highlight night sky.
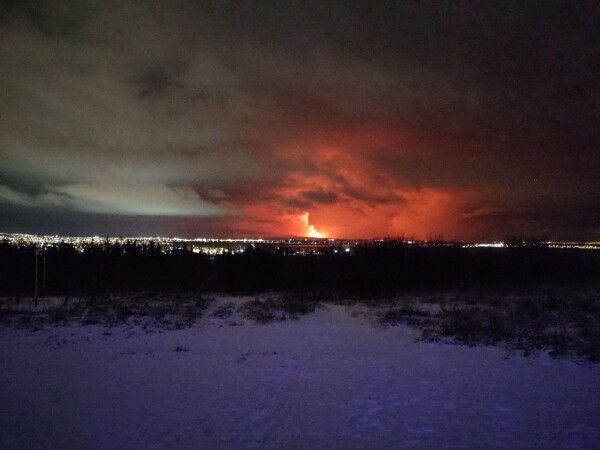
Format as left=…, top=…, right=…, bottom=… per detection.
left=1, top=1, right=598, bottom=240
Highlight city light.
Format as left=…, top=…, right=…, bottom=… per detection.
left=1, top=232, right=599, bottom=254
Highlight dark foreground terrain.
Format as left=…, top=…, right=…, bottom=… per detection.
left=2, top=241, right=599, bottom=360
left=2, top=242, right=600, bottom=448
left=2, top=241, right=600, bottom=296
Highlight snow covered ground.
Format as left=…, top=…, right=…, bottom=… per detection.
left=1, top=301, right=599, bottom=449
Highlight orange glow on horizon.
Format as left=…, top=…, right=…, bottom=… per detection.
left=302, top=212, right=326, bottom=238
left=307, top=225, right=325, bottom=238
left=232, top=136, right=480, bottom=240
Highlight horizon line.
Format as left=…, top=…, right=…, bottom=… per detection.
left=2, top=231, right=600, bottom=246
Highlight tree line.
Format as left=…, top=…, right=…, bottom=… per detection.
left=1, top=241, right=599, bottom=297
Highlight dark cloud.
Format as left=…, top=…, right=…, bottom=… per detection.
left=461, top=198, right=600, bottom=240
left=0, top=0, right=84, bottom=39
left=287, top=188, right=339, bottom=209
left=0, top=0, right=598, bottom=239
left=301, top=189, right=338, bottom=206
left=135, top=64, right=184, bottom=98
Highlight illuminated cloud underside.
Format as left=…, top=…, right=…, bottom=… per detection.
left=0, top=1, right=598, bottom=239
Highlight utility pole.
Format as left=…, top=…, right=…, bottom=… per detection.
left=34, top=249, right=39, bottom=307
left=43, top=254, right=47, bottom=291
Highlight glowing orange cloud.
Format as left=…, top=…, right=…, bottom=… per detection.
left=223, top=124, right=487, bottom=239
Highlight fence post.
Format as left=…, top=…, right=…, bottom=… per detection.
left=43, top=254, right=47, bottom=291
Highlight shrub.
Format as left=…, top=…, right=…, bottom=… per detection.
left=378, top=305, right=430, bottom=326
left=239, top=295, right=319, bottom=323
left=240, top=299, right=277, bottom=323
left=213, top=302, right=235, bottom=318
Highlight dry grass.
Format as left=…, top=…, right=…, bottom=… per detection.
left=0, top=293, right=215, bottom=330
left=239, top=295, right=320, bottom=323
left=377, top=291, right=600, bottom=361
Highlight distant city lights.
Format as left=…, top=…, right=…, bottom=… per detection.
left=1, top=232, right=599, bottom=255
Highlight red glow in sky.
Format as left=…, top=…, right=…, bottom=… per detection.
left=1, top=1, right=598, bottom=241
